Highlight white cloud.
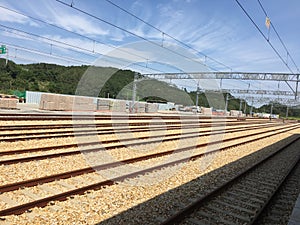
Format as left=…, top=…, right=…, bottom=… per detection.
left=51, top=14, right=109, bottom=36
left=0, top=6, right=27, bottom=23
left=23, top=1, right=110, bottom=37
left=0, top=5, right=39, bottom=26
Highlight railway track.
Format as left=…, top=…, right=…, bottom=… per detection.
left=0, top=113, right=267, bottom=121
left=0, top=113, right=297, bottom=223
left=0, top=124, right=299, bottom=217
left=254, top=158, right=300, bottom=224
left=0, top=123, right=297, bottom=164
left=159, top=135, right=300, bottom=225
left=0, top=119, right=268, bottom=132
left=0, top=121, right=281, bottom=142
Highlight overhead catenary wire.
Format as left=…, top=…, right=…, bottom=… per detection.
left=1, top=41, right=92, bottom=65
left=257, top=0, right=300, bottom=75
left=0, top=5, right=152, bottom=63
left=0, top=24, right=165, bottom=74
left=0, top=4, right=208, bottom=75
left=97, top=0, right=299, bottom=102
left=104, top=0, right=233, bottom=71
left=234, top=0, right=296, bottom=94
left=0, top=5, right=188, bottom=74
left=1, top=53, right=43, bottom=64
left=57, top=1, right=299, bottom=104
left=1, top=1, right=298, bottom=105
left=54, top=0, right=218, bottom=72
left=0, top=24, right=96, bottom=58
left=0, top=8, right=157, bottom=71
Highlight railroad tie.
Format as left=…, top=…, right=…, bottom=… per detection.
left=70, top=177, right=88, bottom=186
left=213, top=199, right=254, bottom=214
left=19, top=190, right=41, bottom=220
left=0, top=195, right=19, bottom=207
left=20, top=189, right=41, bottom=201
left=186, top=217, right=210, bottom=225
left=38, top=184, right=59, bottom=195
left=204, top=204, right=250, bottom=223
left=222, top=195, right=261, bottom=208
left=56, top=180, right=76, bottom=190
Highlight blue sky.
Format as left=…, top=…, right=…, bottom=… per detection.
left=0, top=0, right=299, bottom=104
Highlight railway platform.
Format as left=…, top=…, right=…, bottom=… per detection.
left=288, top=194, right=300, bottom=225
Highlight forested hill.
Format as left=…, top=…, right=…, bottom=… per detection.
left=0, top=59, right=191, bottom=105
left=0, top=59, right=87, bottom=95
left=0, top=59, right=299, bottom=117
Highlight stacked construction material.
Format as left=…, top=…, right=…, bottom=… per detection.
left=145, top=103, right=158, bottom=113
left=39, top=94, right=95, bottom=111
left=137, top=102, right=146, bottom=113
left=110, top=100, right=126, bottom=112
left=72, top=96, right=95, bottom=111
left=0, top=98, right=18, bottom=109
left=58, top=95, right=73, bottom=111
left=96, top=99, right=111, bottom=111
left=201, top=107, right=212, bottom=115
left=39, top=94, right=59, bottom=110
left=230, top=110, right=242, bottom=117
left=128, top=102, right=145, bottom=113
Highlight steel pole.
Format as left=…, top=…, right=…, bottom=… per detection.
left=296, top=75, right=299, bottom=100
left=131, top=72, right=137, bottom=113
left=225, top=93, right=229, bottom=114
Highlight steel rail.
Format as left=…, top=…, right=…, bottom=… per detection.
left=0, top=125, right=298, bottom=194
left=0, top=123, right=296, bottom=165
left=0, top=122, right=279, bottom=142
left=0, top=125, right=298, bottom=216
left=0, top=119, right=266, bottom=132
left=159, top=136, right=300, bottom=224
left=0, top=113, right=246, bottom=121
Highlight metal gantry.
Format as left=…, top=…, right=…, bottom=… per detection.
left=143, top=71, right=300, bottom=98
left=203, top=88, right=300, bottom=96
left=143, top=71, right=300, bottom=82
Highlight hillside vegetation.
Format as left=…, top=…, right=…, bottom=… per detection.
left=0, top=59, right=298, bottom=117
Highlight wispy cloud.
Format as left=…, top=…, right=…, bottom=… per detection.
left=17, top=1, right=110, bottom=37
left=0, top=4, right=39, bottom=27
left=51, top=14, right=109, bottom=36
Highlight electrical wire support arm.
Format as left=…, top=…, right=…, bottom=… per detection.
left=142, top=72, right=300, bottom=82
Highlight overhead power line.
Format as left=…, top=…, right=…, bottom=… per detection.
left=0, top=5, right=152, bottom=62
left=234, top=0, right=296, bottom=94
left=1, top=52, right=45, bottom=64
left=0, top=4, right=208, bottom=73
left=0, top=24, right=96, bottom=57
left=2, top=41, right=92, bottom=65
left=0, top=24, right=165, bottom=73
left=54, top=0, right=217, bottom=71
left=257, top=0, right=300, bottom=74
left=104, top=0, right=232, bottom=71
